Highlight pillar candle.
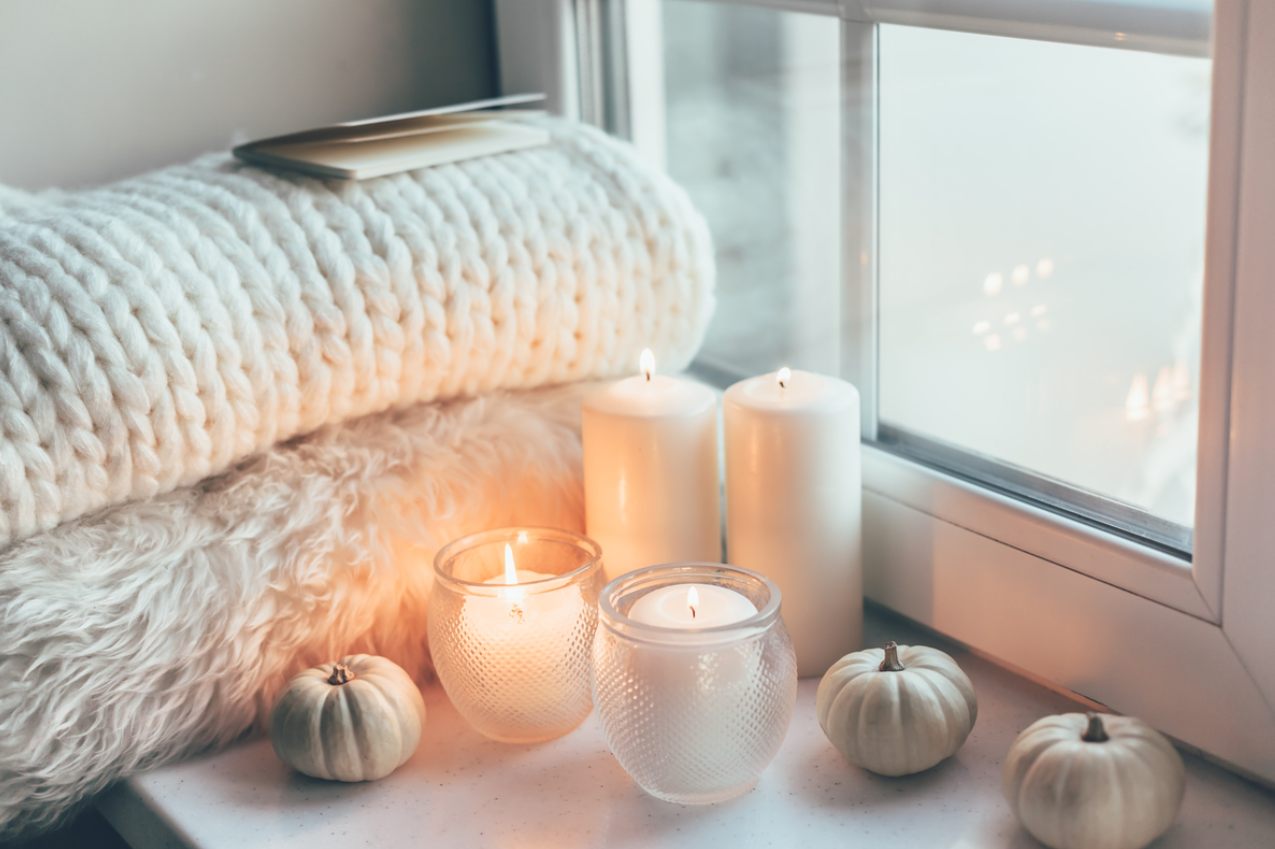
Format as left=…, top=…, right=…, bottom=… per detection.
left=724, top=367, right=861, bottom=677
left=582, top=349, right=721, bottom=581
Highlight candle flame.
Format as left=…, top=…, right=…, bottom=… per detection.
left=687, top=586, right=699, bottom=620
left=500, top=543, right=522, bottom=604
left=777, top=366, right=791, bottom=389
left=639, top=348, right=655, bottom=382
left=503, top=543, right=518, bottom=583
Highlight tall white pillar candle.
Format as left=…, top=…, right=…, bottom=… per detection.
left=724, top=367, right=861, bottom=677
left=582, top=350, right=721, bottom=581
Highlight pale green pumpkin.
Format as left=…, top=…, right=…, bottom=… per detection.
left=816, top=641, right=977, bottom=776
left=270, top=654, right=425, bottom=782
left=1003, top=712, right=1185, bottom=849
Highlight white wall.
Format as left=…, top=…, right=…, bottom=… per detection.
left=0, top=0, right=497, bottom=189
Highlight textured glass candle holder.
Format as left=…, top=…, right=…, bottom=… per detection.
left=593, top=563, right=798, bottom=804
left=429, top=527, right=604, bottom=743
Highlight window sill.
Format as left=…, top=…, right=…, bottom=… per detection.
left=96, top=605, right=1275, bottom=849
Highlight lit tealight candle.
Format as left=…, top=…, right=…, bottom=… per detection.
left=593, top=564, right=795, bottom=805
left=434, top=537, right=596, bottom=743
left=582, top=348, right=721, bottom=580
left=624, top=575, right=762, bottom=728
left=628, top=583, right=758, bottom=629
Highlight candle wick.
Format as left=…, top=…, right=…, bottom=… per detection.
left=690, top=605, right=697, bottom=620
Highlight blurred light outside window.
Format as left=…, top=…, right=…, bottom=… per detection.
left=878, top=24, right=1209, bottom=534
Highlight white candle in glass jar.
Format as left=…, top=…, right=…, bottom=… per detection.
left=460, top=546, right=581, bottom=724
left=582, top=349, right=721, bottom=581
left=724, top=367, right=862, bottom=677
left=603, top=571, right=780, bottom=802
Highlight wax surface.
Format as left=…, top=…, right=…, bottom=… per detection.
left=627, top=583, right=758, bottom=630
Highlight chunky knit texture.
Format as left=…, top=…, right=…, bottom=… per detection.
left=0, top=119, right=714, bottom=546
left=0, top=384, right=592, bottom=839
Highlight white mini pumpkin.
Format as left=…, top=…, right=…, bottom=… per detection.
left=270, top=654, right=426, bottom=782
left=816, top=641, right=977, bottom=776
left=1003, top=712, right=1185, bottom=849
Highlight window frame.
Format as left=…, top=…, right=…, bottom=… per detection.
left=494, top=0, right=1275, bottom=785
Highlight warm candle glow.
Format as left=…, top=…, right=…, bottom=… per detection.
left=503, top=544, right=517, bottom=582
left=686, top=586, right=700, bottom=620
left=500, top=543, right=521, bottom=602
left=640, top=348, right=655, bottom=383
left=777, top=366, right=791, bottom=389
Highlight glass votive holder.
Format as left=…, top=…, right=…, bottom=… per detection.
left=592, top=563, right=798, bottom=804
left=428, top=527, right=604, bottom=743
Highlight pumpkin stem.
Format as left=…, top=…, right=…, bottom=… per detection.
left=1082, top=712, right=1110, bottom=743
left=879, top=641, right=906, bottom=672
left=328, top=663, right=353, bottom=686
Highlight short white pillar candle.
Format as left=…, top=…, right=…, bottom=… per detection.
left=724, top=367, right=862, bottom=677
left=582, top=349, right=722, bottom=581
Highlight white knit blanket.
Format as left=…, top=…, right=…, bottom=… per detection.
left=0, top=119, right=713, bottom=546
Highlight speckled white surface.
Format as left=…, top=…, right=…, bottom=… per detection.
left=98, top=609, right=1275, bottom=849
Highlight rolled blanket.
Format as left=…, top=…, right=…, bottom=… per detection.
left=0, top=383, right=592, bottom=838
left=0, top=119, right=713, bottom=546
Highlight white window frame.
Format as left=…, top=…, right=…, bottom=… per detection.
left=495, top=0, right=1275, bottom=784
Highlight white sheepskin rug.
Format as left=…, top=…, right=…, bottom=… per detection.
left=0, top=117, right=713, bottom=547
left=0, top=383, right=592, bottom=838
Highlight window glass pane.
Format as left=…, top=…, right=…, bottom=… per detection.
left=878, top=24, right=1211, bottom=535
left=656, top=1, right=842, bottom=377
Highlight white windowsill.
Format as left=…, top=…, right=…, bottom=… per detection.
left=97, top=606, right=1275, bottom=849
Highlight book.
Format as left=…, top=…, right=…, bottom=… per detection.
left=232, top=93, right=549, bottom=180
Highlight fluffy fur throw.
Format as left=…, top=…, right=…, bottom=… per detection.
left=0, top=119, right=713, bottom=547
left=0, top=383, right=592, bottom=837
